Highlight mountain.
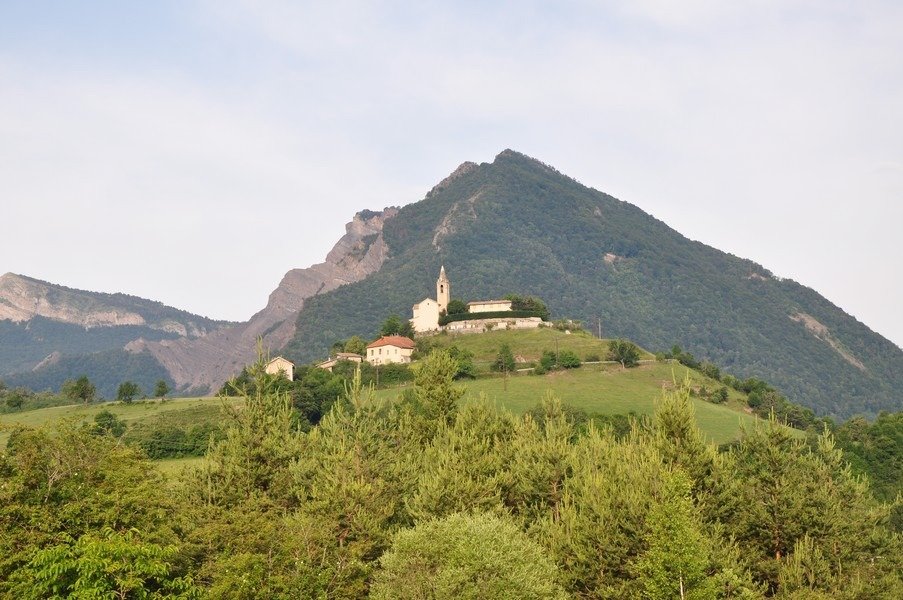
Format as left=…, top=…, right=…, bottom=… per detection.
left=0, top=273, right=232, bottom=397
left=283, top=150, right=902, bottom=419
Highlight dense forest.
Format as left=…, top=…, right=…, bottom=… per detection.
left=1, top=352, right=900, bottom=598
left=284, top=150, right=902, bottom=419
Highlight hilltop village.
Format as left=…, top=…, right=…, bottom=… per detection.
left=265, top=266, right=549, bottom=375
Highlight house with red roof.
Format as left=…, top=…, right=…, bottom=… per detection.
left=366, top=335, right=415, bottom=365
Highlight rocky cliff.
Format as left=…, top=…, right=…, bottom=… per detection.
left=134, top=208, right=397, bottom=392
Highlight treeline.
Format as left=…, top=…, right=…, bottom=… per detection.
left=1, top=351, right=899, bottom=598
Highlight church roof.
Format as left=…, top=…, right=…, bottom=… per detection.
left=367, top=335, right=416, bottom=350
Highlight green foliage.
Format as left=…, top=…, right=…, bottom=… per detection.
left=62, top=375, right=96, bottom=404
left=92, top=409, right=126, bottom=437
left=0, top=385, right=71, bottom=414
left=380, top=314, right=415, bottom=338
left=18, top=528, right=198, bottom=599
left=557, top=349, right=581, bottom=369
left=444, top=345, right=477, bottom=379
left=722, top=420, right=901, bottom=595
left=610, top=338, right=641, bottom=367
left=343, top=335, right=368, bottom=355
left=446, top=298, right=467, bottom=315
left=632, top=470, right=716, bottom=600
left=833, top=412, right=903, bottom=530
left=154, top=379, right=170, bottom=399
left=0, top=423, right=182, bottom=593
left=539, top=348, right=582, bottom=371
left=116, top=380, right=141, bottom=402
left=413, top=350, right=465, bottom=430
left=491, top=344, right=516, bottom=373
left=127, top=422, right=220, bottom=459
left=504, top=294, right=551, bottom=320
left=371, top=512, right=566, bottom=599
left=199, top=358, right=304, bottom=507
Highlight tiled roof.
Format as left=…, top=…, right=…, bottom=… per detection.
left=366, top=335, right=416, bottom=350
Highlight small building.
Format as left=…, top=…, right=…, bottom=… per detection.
left=366, top=335, right=415, bottom=365
left=265, top=356, right=294, bottom=380
left=467, top=299, right=513, bottom=314
left=316, top=352, right=364, bottom=372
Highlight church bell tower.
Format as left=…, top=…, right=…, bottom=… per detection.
left=436, top=265, right=450, bottom=313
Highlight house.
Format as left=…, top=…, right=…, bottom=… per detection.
left=265, top=356, right=294, bottom=380
left=468, top=299, right=513, bottom=313
left=411, top=265, right=450, bottom=333
left=316, top=352, right=364, bottom=372
left=366, top=335, right=415, bottom=365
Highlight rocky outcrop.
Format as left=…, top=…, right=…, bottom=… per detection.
left=139, top=208, right=397, bottom=392
left=0, top=272, right=224, bottom=336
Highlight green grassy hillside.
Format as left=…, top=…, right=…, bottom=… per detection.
left=373, top=362, right=765, bottom=445
left=423, top=327, right=654, bottom=368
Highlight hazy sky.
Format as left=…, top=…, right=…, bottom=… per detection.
left=1, top=1, right=901, bottom=346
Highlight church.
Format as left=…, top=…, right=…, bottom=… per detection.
left=410, top=266, right=544, bottom=335
left=410, top=266, right=451, bottom=333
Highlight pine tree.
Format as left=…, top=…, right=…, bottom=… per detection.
left=633, top=469, right=716, bottom=600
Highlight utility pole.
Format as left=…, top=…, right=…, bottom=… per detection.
left=597, top=316, right=602, bottom=339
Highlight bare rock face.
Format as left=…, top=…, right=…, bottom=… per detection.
left=140, top=208, right=397, bottom=392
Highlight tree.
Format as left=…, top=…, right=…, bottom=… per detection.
left=61, top=375, right=96, bottom=404
left=504, top=294, right=550, bottom=320
left=154, top=379, right=171, bottom=399
left=446, top=299, right=467, bottom=315
left=92, top=410, right=126, bottom=437
left=414, top=349, right=464, bottom=429
left=446, top=345, right=476, bottom=379
left=116, top=380, right=141, bottom=403
left=20, top=528, right=198, bottom=599
left=491, top=344, right=516, bottom=373
left=609, top=338, right=641, bottom=368
left=380, top=314, right=414, bottom=338
left=344, top=335, right=368, bottom=356
left=633, top=470, right=716, bottom=600
left=371, top=512, right=566, bottom=600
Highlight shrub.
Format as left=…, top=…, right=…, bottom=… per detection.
left=558, top=350, right=581, bottom=369
left=371, top=513, right=566, bottom=599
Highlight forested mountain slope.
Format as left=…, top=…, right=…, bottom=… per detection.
left=285, top=150, right=902, bottom=418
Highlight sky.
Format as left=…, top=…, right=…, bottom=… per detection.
left=0, top=1, right=900, bottom=346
